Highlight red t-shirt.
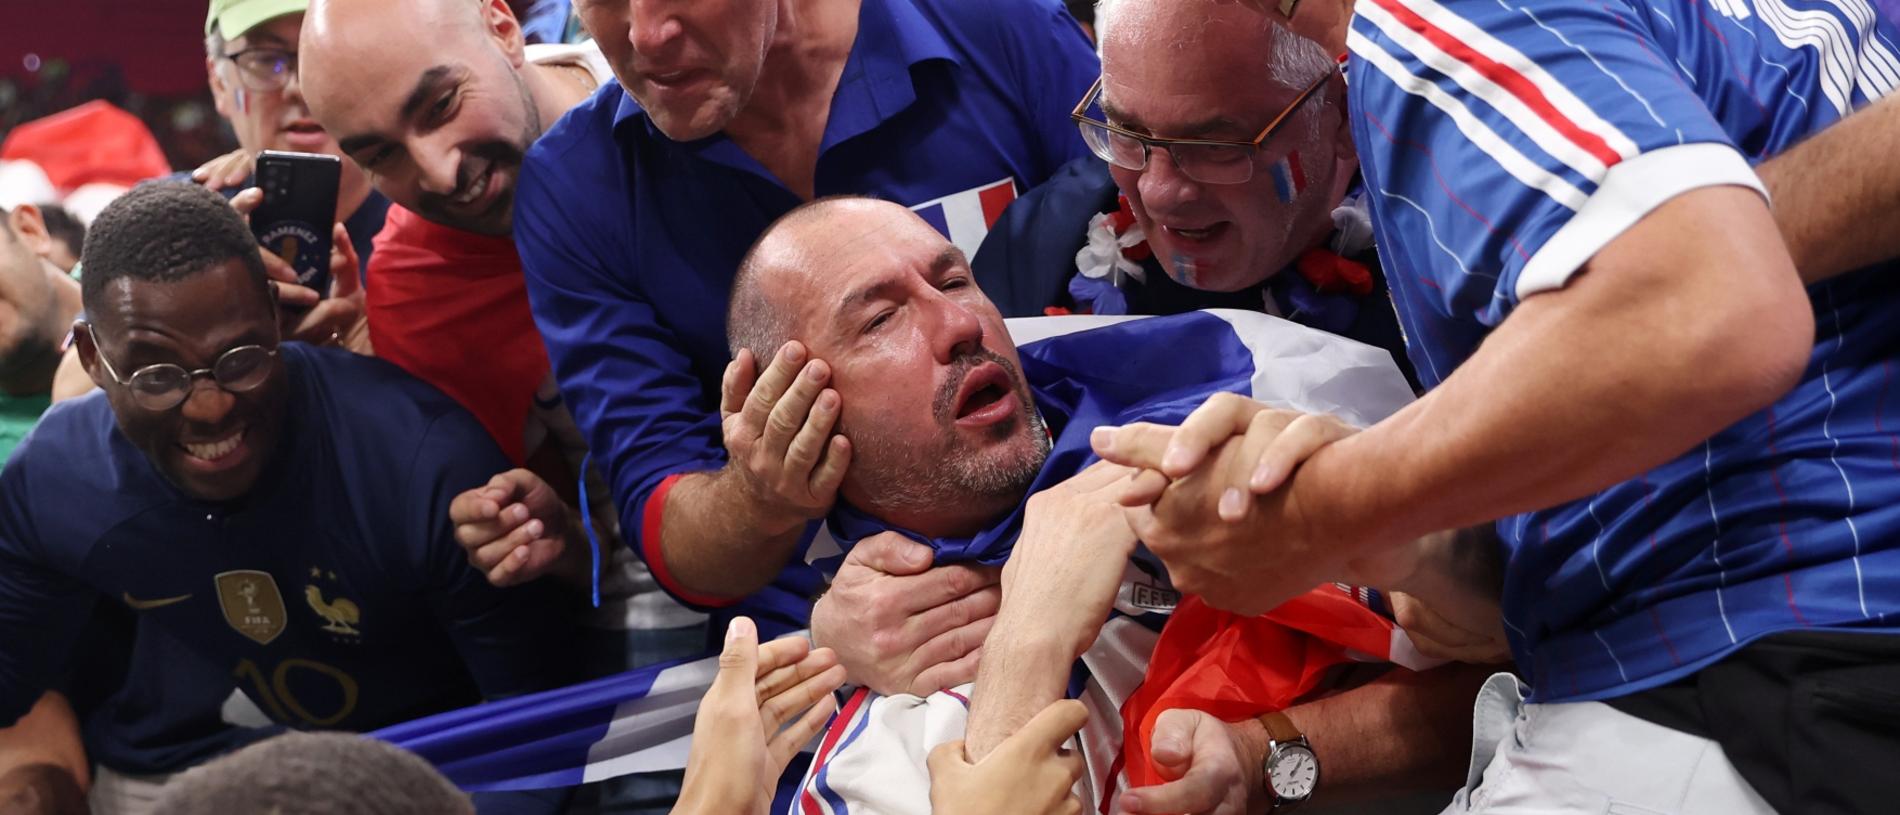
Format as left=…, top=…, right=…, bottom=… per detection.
left=366, top=204, right=548, bottom=464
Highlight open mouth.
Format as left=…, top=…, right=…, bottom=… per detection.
left=1163, top=222, right=1229, bottom=243
left=951, top=363, right=1016, bottom=426
left=451, top=162, right=494, bottom=209
left=180, top=427, right=246, bottom=465
left=646, top=68, right=701, bottom=89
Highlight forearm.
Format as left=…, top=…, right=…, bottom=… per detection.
left=658, top=469, right=808, bottom=599
left=1282, top=663, right=1493, bottom=801
left=1758, top=93, right=1900, bottom=283
left=964, top=620, right=1073, bottom=760
left=0, top=692, right=87, bottom=795
left=1391, top=527, right=1505, bottom=640
left=0, top=763, right=86, bottom=815
left=1306, top=189, right=1811, bottom=554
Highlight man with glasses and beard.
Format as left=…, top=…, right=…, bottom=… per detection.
left=0, top=183, right=577, bottom=814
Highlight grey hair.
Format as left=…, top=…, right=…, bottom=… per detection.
left=1094, top=0, right=1333, bottom=93
left=205, top=22, right=226, bottom=59
left=151, top=732, right=472, bottom=815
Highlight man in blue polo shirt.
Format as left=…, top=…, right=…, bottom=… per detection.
left=512, top=0, right=1098, bottom=649
left=0, top=183, right=577, bottom=811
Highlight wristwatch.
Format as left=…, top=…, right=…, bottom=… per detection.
left=1258, top=711, right=1319, bottom=811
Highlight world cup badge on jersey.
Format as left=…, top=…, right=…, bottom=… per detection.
left=214, top=570, right=288, bottom=645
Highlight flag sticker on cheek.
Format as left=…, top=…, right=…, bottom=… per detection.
left=1269, top=150, right=1307, bottom=204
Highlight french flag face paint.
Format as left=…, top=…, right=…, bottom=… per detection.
left=1268, top=150, right=1307, bottom=204
left=234, top=86, right=251, bottom=115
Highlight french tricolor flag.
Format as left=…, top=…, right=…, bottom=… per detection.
left=910, top=177, right=1018, bottom=258
left=1269, top=150, right=1307, bottom=203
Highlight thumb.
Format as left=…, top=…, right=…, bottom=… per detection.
left=850, top=531, right=933, bottom=576
left=999, top=699, right=1089, bottom=762
left=495, top=469, right=539, bottom=503
left=926, top=739, right=970, bottom=774
left=330, top=222, right=361, bottom=299
left=1150, top=708, right=1200, bottom=774
left=710, top=616, right=760, bottom=697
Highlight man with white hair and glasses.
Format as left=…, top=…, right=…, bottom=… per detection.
left=973, top=14, right=1415, bottom=391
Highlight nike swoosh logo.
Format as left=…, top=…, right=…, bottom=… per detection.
left=123, top=592, right=193, bottom=610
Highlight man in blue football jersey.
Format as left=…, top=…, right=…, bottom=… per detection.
left=509, top=0, right=1101, bottom=671
left=1093, top=0, right=1900, bottom=811
left=0, top=183, right=578, bottom=810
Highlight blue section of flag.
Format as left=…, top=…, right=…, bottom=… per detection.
left=911, top=201, right=951, bottom=237
left=1269, top=160, right=1295, bottom=203
left=373, top=653, right=692, bottom=792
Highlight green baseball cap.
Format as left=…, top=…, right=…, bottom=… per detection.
left=205, top=0, right=310, bottom=38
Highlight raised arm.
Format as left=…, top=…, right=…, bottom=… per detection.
left=514, top=173, right=840, bottom=606
left=1105, top=186, right=1809, bottom=615
left=964, top=462, right=1137, bottom=759
left=1757, top=93, right=1900, bottom=283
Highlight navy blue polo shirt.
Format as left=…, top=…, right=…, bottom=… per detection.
left=0, top=344, right=579, bottom=773
left=515, top=0, right=1097, bottom=632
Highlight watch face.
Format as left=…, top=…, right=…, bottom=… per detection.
left=1269, top=743, right=1319, bottom=800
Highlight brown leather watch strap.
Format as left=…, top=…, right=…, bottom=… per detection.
left=1258, top=710, right=1305, bottom=745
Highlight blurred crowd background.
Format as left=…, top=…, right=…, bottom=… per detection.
left=0, top=0, right=1098, bottom=176
left=0, top=0, right=582, bottom=174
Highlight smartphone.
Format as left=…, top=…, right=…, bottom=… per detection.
left=250, top=150, right=340, bottom=297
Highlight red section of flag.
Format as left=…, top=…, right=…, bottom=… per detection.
left=1120, top=589, right=1399, bottom=789
left=1295, top=247, right=1375, bottom=296
left=1286, top=149, right=1308, bottom=193
left=978, top=179, right=1017, bottom=227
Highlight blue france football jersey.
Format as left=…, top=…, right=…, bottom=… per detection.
left=0, top=345, right=580, bottom=772
left=1348, top=0, right=1900, bottom=701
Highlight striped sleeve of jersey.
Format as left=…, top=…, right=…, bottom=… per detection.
left=1346, top=0, right=1764, bottom=328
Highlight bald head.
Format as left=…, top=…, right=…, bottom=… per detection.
left=727, top=196, right=1045, bottom=538
left=304, top=0, right=500, bottom=92
left=727, top=197, right=944, bottom=365
left=301, top=0, right=541, bottom=235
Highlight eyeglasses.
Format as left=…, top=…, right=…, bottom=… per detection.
left=220, top=47, right=299, bottom=93
left=90, top=334, right=280, bottom=412
left=1070, top=71, right=1331, bottom=185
